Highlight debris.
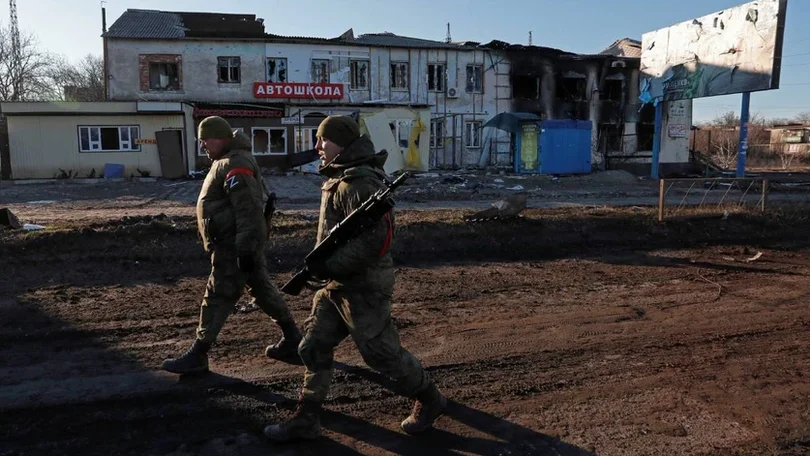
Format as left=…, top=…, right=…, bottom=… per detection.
left=464, top=193, right=528, bottom=222
left=507, top=185, right=524, bottom=191
left=235, top=299, right=259, bottom=314
left=745, top=251, right=763, bottom=263
left=27, top=200, right=57, bottom=204
left=493, top=179, right=504, bottom=183
left=23, top=224, right=46, bottom=231
left=0, top=208, right=22, bottom=230
left=442, top=176, right=465, bottom=185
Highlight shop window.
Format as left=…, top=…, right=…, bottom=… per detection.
left=252, top=127, right=287, bottom=155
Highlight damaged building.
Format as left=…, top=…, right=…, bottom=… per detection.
left=495, top=37, right=691, bottom=174
left=0, top=9, right=691, bottom=179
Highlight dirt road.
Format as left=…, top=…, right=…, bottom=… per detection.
left=2, top=203, right=810, bottom=455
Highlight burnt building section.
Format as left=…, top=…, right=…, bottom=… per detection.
left=482, top=38, right=656, bottom=170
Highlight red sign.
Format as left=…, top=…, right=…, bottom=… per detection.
left=253, top=82, right=344, bottom=100
left=193, top=108, right=282, bottom=118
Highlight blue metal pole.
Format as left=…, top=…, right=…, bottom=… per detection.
left=651, top=102, right=663, bottom=179
left=736, top=92, right=751, bottom=178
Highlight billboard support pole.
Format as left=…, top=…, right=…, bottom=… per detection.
left=736, top=92, right=751, bottom=178
left=651, top=101, right=663, bottom=179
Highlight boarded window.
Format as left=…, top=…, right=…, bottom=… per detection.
left=78, top=126, right=140, bottom=152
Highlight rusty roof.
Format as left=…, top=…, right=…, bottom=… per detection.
left=600, top=38, right=642, bottom=58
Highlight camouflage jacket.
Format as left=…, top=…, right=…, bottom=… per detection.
left=317, top=134, right=395, bottom=293
left=196, top=130, right=268, bottom=255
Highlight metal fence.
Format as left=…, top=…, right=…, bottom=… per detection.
left=657, top=176, right=810, bottom=221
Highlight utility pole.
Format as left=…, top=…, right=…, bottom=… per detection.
left=9, top=0, right=22, bottom=101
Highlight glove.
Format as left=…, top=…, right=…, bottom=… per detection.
left=237, top=255, right=255, bottom=273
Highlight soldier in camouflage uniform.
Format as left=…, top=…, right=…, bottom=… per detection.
left=161, top=116, right=302, bottom=375
left=264, top=115, right=446, bottom=441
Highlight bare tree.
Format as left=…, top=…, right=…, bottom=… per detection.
left=710, top=110, right=765, bottom=128
left=708, top=124, right=770, bottom=170
left=47, top=54, right=105, bottom=101
left=0, top=24, right=55, bottom=101
left=792, top=111, right=810, bottom=125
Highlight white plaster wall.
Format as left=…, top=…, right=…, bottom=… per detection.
left=107, top=39, right=267, bottom=102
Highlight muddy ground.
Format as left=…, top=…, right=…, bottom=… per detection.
left=2, top=172, right=810, bottom=455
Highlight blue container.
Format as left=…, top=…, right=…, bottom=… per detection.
left=539, top=120, right=592, bottom=175
left=513, top=119, right=592, bottom=175
left=103, top=163, right=125, bottom=178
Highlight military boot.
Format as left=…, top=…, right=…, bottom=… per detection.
left=264, top=397, right=322, bottom=442
left=264, top=319, right=302, bottom=361
left=161, top=339, right=211, bottom=375
left=401, top=383, right=447, bottom=434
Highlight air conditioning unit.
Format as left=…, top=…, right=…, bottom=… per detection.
left=446, top=86, right=460, bottom=98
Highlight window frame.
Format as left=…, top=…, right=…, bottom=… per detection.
left=77, top=125, right=141, bottom=153
left=465, top=64, right=484, bottom=94
left=251, top=127, right=288, bottom=156
left=217, top=56, right=241, bottom=83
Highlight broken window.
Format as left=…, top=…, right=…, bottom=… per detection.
left=311, top=59, right=330, bottom=83
left=350, top=60, right=369, bottom=90
left=556, top=74, right=586, bottom=101
left=601, top=78, right=623, bottom=102
left=251, top=127, right=287, bottom=155
left=217, top=57, right=241, bottom=83
left=294, top=127, right=318, bottom=152
left=430, top=119, right=444, bottom=148
left=465, top=121, right=482, bottom=148
left=149, top=62, right=180, bottom=91
left=512, top=75, right=540, bottom=99
left=78, top=126, right=140, bottom=152
left=599, top=124, right=622, bottom=151
left=428, top=63, right=445, bottom=92
left=637, top=124, right=655, bottom=151
left=267, top=58, right=287, bottom=83
left=391, top=62, right=409, bottom=90
left=639, top=103, right=656, bottom=123
left=466, top=65, right=483, bottom=93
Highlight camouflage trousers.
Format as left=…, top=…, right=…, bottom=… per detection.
left=196, top=246, right=293, bottom=344
left=298, top=288, right=430, bottom=403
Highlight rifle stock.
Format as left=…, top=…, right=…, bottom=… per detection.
left=280, top=172, right=410, bottom=295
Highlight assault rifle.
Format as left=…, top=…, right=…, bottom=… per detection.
left=280, top=171, right=410, bottom=295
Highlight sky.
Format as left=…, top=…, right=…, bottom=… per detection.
left=2, top=0, right=809, bottom=124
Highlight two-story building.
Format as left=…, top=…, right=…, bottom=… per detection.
left=0, top=9, right=691, bottom=180
left=101, top=9, right=514, bottom=173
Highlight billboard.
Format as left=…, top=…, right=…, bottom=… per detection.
left=640, top=0, right=787, bottom=103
